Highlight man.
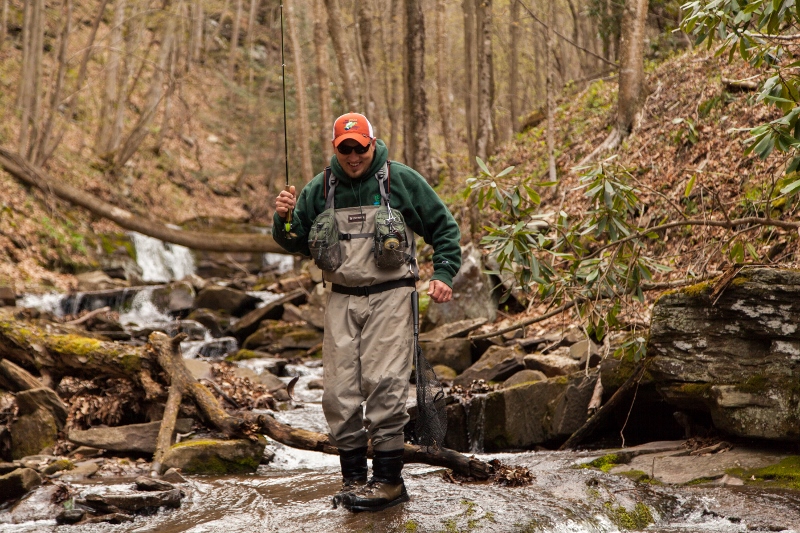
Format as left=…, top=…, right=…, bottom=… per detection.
left=273, top=112, right=461, bottom=512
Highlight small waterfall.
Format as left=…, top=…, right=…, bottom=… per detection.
left=17, top=293, right=68, bottom=317
left=464, top=393, right=488, bottom=453
left=130, top=232, right=195, bottom=282
left=263, top=252, right=294, bottom=274
left=119, top=287, right=172, bottom=326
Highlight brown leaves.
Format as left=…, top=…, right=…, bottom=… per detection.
left=59, top=377, right=144, bottom=431
left=207, top=362, right=276, bottom=411
left=442, top=459, right=534, bottom=487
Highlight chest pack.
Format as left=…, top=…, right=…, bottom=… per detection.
left=307, top=162, right=412, bottom=272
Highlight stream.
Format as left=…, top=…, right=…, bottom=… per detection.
left=4, top=234, right=800, bottom=532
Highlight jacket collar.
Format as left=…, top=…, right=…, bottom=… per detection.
left=329, top=139, right=389, bottom=183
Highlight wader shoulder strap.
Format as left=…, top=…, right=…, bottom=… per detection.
left=375, top=161, right=391, bottom=206
left=323, top=167, right=337, bottom=210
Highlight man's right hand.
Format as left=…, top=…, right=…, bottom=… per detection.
left=275, top=186, right=296, bottom=218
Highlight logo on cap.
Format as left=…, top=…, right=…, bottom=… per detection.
left=344, top=120, right=358, bottom=131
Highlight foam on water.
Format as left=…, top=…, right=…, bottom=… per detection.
left=17, top=293, right=66, bottom=316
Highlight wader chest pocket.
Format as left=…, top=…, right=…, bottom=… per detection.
left=308, top=208, right=342, bottom=271
left=374, top=206, right=410, bottom=269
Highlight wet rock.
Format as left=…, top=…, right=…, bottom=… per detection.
left=281, top=303, right=304, bottom=322
left=243, top=321, right=323, bottom=353
left=180, top=273, right=208, bottom=292
left=227, top=350, right=286, bottom=371
left=0, top=468, right=42, bottom=502
left=293, top=303, right=325, bottom=330
left=152, top=280, right=196, bottom=313
left=482, top=371, right=597, bottom=450
left=162, top=437, right=266, bottom=474
left=229, top=288, right=307, bottom=342
left=193, top=285, right=262, bottom=317
left=0, top=286, right=16, bottom=306
left=648, top=268, right=800, bottom=441
left=502, top=369, right=547, bottom=388
left=443, top=402, right=469, bottom=452
left=68, top=419, right=194, bottom=454
left=76, top=270, right=128, bottom=291
left=186, top=308, right=231, bottom=337
left=56, top=509, right=86, bottom=525
left=432, top=365, right=458, bottom=381
left=83, top=512, right=135, bottom=524
left=161, top=467, right=187, bottom=484
left=261, top=447, right=276, bottom=464
left=59, top=460, right=100, bottom=481
left=10, top=392, right=64, bottom=459
left=135, top=476, right=175, bottom=492
left=5, top=484, right=65, bottom=523
left=101, top=253, right=144, bottom=283
left=307, top=378, right=324, bottom=390
left=523, top=353, right=580, bottom=377
left=94, top=488, right=183, bottom=512
left=164, top=320, right=207, bottom=341
left=419, top=317, right=488, bottom=343
left=453, top=345, right=525, bottom=388
left=0, top=462, right=21, bottom=475
left=197, top=337, right=238, bottom=359
left=42, top=458, right=74, bottom=475
left=420, top=339, right=472, bottom=374
left=426, top=244, right=498, bottom=329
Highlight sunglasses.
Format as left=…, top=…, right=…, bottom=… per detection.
left=337, top=142, right=371, bottom=155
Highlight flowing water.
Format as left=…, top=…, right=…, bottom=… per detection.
left=6, top=238, right=800, bottom=532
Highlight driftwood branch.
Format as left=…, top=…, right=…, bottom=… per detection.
left=151, top=333, right=189, bottom=475
left=0, top=147, right=286, bottom=254
left=559, top=360, right=647, bottom=450
left=722, top=77, right=758, bottom=92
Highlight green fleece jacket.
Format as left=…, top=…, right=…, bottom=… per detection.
left=272, top=140, right=461, bottom=287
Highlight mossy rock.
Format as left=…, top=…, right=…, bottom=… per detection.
left=728, top=456, right=800, bottom=489
left=162, top=436, right=266, bottom=475
left=580, top=454, right=622, bottom=473
left=10, top=410, right=59, bottom=460
left=603, top=501, right=654, bottom=530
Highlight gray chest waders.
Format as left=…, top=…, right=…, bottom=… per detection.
left=308, top=162, right=419, bottom=290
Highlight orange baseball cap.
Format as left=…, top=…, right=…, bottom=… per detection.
left=332, top=113, right=374, bottom=147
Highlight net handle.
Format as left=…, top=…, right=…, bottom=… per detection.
left=411, top=290, right=420, bottom=340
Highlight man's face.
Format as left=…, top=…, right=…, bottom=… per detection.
left=334, top=138, right=375, bottom=179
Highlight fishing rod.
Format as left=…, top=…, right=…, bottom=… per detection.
left=279, top=2, right=292, bottom=233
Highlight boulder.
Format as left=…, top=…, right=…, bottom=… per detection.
left=193, top=285, right=261, bottom=317
left=88, top=489, right=182, bottom=512
left=482, top=371, right=597, bottom=450
left=197, top=337, right=238, bottom=359
left=68, top=419, right=193, bottom=454
left=59, top=460, right=100, bottom=481
left=0, top=468, right=41, bottom=502
left=419, top=317, right=488, bottom=343
left=10, top=390, right=66, bottom=459
left=76, top=270, right=128, bottom=291
left=425, top=244, right=498, bottom=329
left=294, top=304, right=325, bottom=330
left=152, top=281, right=196, bottom=313
left=432, top=365, right=458, bottom=381
left=648, top=268, right=800, bottom=441
left=229, top=288, right=307, bottom=342
left=186, top=308, right=230, bottom=338
left=232, top=366, right=285, bottom=390
left=161, top=437, right=266, bottom=474
left=0, top=286, right=16, bottom=307
left=135, top=476, right=176, bottom=491
left=523, top=353, right=580, bottom=377
left=307, top=378, right=324, bottom=390
left=243, top=321, right=323, bottom=353
left=161, top=467, right=187, bottom=484
left=163, top=320, right=207, bottom=341
left=502, top=369, right=547, bottom=388
left=453, top=345, right=525, bottom=387
left=419, top=339, right=472, bottom=374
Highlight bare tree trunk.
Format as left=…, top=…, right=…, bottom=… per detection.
left=463, top=0, right=477, bottom=168
left=228, top=0, right=243, bottom=80
left=404, top=0, right=434, bottom=183
left=114, top=12, right=176, bottom=173
left=245, top=0, right=260, bottom=85
left=546, top=0, right=557, bottom=182
left=384, top=0, right=403, bottom=158
left=34, top=0, right=73, bottom=167
left=285, top=0, right=314, bottom=181
left=475, top=0, right=493, bottom=161
left=190, top=0, right=204, bottom=64
left=508, top=0, right=520, bottom=136
left=617, top=0, right=649, bottom=135
left=0, top=0, right=8, bottom=52
left=27, top=0, right=44, bottom=161
left=156, top=38, right=178, bottom=153
left=312, top=0, right=333, bottom=158
left=357, top=2, right=381, bottom=131
left=96, top=0, right=126, bottom=158
left=40, top=0, right=111, bottom=164
left=436, top=0, right=456, bottom=174
left=323, top=0, right=361, bottom=111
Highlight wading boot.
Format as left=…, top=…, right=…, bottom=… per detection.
left=331, top=446, right=368, bottom=509
left=338, top=449, right=409, bottom=513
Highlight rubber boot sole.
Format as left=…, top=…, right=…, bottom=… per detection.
left=344, top=486, right=410, bottom=513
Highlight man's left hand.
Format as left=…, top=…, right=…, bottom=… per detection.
left=428, top=280, right=452, bottom=304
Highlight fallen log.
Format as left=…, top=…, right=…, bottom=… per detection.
left=0, top=309, right=163, bottom=399
left=0, top=359, right=42, bottom=391
left=147, top=332, right=494, bottom=480
left=151, top=334, right=189, bottom=476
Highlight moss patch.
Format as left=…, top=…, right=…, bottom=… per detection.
left=604, top=501, right=654, bottom=530
left=727, top=456, right=800, bottom=489
left=580, top=454, right=622, bottom=472
left=226, top=349, right=263, bottom=362
left=616, top=469, right=662, bottom=485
